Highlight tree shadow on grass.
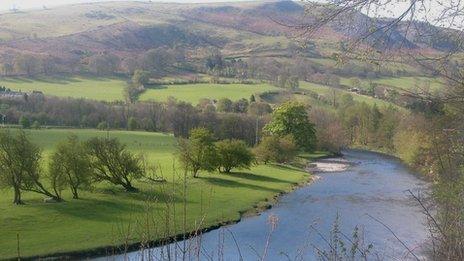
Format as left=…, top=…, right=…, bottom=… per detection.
left=198, top=176, right=282, bottom=193
left=27, top=188, right=186, bottom=221
left=27, top=197, right=148, bottom=222
left=226, top=171, right=293, bottom=184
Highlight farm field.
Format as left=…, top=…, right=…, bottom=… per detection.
left=140, top=83, right=280, bottom=104
left=340, top=76, right=444, bottom=91
left=0, top=77, right=280, bottom=104
left=299, top=81, right=399, bottom=107
left=0, top=76, right=127, bottom=101
left=0, top=128, right=317, bottom=259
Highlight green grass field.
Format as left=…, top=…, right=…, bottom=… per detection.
left=140, top=83, right=280, bottom=104
left=299, top=81, right=398, bottom=108
left=0, top=77, right=280, bottom=104
left=340, top=76, right=444, bottom=92
left=0, top=76, right=127, bottom=102
left=0, top=128, right=318, bottom=259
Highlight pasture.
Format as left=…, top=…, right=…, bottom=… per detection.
left=340, top=76, right=444, bottom=92
left=0, top=76, right=127, bottom=101
left=0, top=128, right=315, bottom=259
left=0, top=77, right=280, bottom=104
left=140, top=83, right=280, bottom=104
left=299, top=81, right=399, bottom=108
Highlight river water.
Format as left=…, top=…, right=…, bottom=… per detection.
left=98, top=150, right=430, bottom=260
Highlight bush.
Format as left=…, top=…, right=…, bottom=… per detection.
left=31, top=121, right=41, bottom=129
left=128, top=117, right=138, bottom=131
left=215, top=139, right=254, bottom=173
left=97, top=121, right=108, bottom=130
left=254, top=135, right=298, bottom=164
left=19, top=116, right=30, bottom=129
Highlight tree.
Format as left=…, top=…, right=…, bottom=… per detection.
left=177, top=128, right=217, bottom=178
left=19, top=116, right=30, bottom=129
left=264, top=101, right=316, bottom=152
left=31, top=120, right=41, bottom=129
left=97, top=121, right=108, bottom=130
left=248, top=102, right=272, bottom=116
left=0, top=131, right=60, bottom=204
left=232, top=98, right=249, bottom=113
left=128, top=117, right=138, bottom=131
left=254, top=135, right=298, bottom=164
left=86, top=137, right=144, bottom=192
left=250, top=94, right=256, bottom=102
left=49, top=135, right=92, bottom=199
left=132, top=70, right=150, bottom=86
left=216, top=98, right=233, bottom=112
left=215, top=139, right=254, bottom=173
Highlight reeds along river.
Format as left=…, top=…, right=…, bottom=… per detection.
left=97, top=150, right=430, bottom=260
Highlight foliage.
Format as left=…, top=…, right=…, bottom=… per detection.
left=31, top=120, right=41, bottom=129
left=264, top=101, right=316, bottom=152
left=97, top=121, right=108, bottom=130
left=0, top=131, right=59, bottom=204
left=215, top=139, right=254, bottom=173
left=49, top=135, right=92, bottom=199
left=128, top=117, right=138, bottom=131
left=177, top=127, right=217, bottom=177
left=19, top=115, right=30, bottom=129
left=254, top=135, right=298, bottom=164
left=86, top=137, right=145, bottom=192
left=132, top=70, right=150, bottom=86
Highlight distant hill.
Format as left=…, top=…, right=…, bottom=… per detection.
left=0, top=0, right=459, bottom=68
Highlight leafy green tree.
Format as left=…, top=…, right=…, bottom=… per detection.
left=250, top=94, right=256, bottom=103
left=97, top=121, right=108, bottom=130
left=19, top=115, right=30, bottom=129
left=124, top=85, right=141, bottom=104
left=86, top=137, right=144, bottom=192
left=132, top=70, right=150, bottom=86
left=0, top=131, right=59, bottom=204
left=254, top=135, right=298, bottom=164
left=49, top=135, right=92, bottom=199
left=128, top=117, right=138, bottom=131
left=232, top=98, right=249, bottom=113
left=216, top=98, right=233, bottom=112
left=264, top=101, right=316, bottom=152
left=215, top=139, right=254, bottom=173
left=31, top=120, right=41, bottom=129
left=248, top=102, right=272, bottom=116
left=177, top=127, right=217, bottom=178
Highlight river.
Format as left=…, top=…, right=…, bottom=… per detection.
left=97, top=150, right=430, bottom=260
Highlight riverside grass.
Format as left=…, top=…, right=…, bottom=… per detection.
left=0, top=128, right=322, bottom=259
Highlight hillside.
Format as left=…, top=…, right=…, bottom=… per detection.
left=0, top=0, right=459, bottom=68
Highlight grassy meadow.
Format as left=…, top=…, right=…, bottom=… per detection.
left=0, top=76, right=127, bottom=102
left=0, top=128, right=318, bottom=259
left=0, top=76, right=280, bottom=104
left=140, top=83, right=280, bottom=104
left=299, top=81, right=399, bottom=108
left=340, top=76, right=444, bottom=92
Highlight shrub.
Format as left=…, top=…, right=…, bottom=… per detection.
left=254, top=135, right=298, bottom=164
left=215, top=139, right=254, bottom=173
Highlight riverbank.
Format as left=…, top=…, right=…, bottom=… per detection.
left=0, top=129, right=333, bottom=260
left=106, top=150, right=430, bottom=260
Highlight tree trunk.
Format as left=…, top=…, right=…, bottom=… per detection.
left=13, top=186, right=23, bottom=205
left=71, top=187, right=79, bottom=199
left=122, top=182, right=138, bottom=192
